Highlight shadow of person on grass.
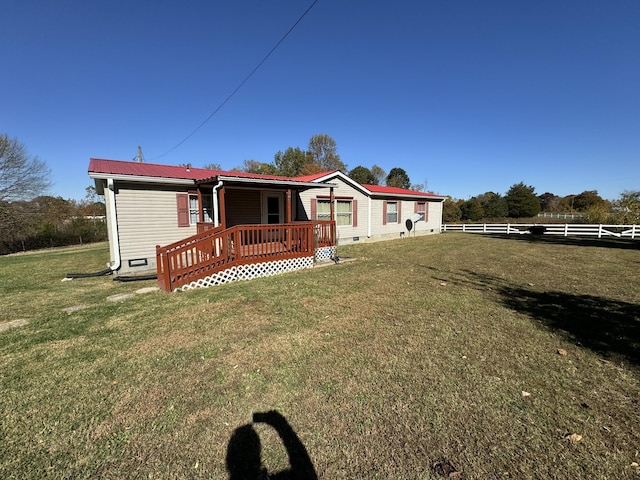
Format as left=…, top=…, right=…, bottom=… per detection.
left=492, top=233, right=640, bottom=251
left=226, top=410, right=318, bottom=480
left=462, top=270, right=640, bottom=368
left=500, top=287, right=640, bottom=366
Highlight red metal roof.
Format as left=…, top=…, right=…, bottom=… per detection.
left=293, top=170, right=339, bottom=182
left=363, top=184, right=441, bottom=197
left=88, top=159, right=443, bottom=197
left=89, top=158, right=305, bottom=182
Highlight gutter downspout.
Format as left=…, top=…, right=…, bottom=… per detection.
left=367, top=196, right=372, bottom=238
left=107, top=178, right=121, bottom=272
left=212, top=180, right=224, bottom=227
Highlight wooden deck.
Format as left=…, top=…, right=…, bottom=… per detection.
left=156, top=221, right=336, bottom=291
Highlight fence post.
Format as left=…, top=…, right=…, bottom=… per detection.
left=462, top=224, right=466, bottom=232
left=633, top=225, right=636, bottom=239
left=483, top=223, right=486, bottom=233
left=598, top=224, right=602, bottom=238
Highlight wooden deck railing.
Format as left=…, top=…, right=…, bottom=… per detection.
left=314, top=220, right=336, bottom=248
left=156, top=221, right=336, bottom=292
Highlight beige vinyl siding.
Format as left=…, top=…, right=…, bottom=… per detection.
left=370, top=197, right=443, bottom=239
left=115, top=182, right=197, bottom=273
left=298, top=177, right=369, bottom=242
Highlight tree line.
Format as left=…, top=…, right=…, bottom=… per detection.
left=3, top=132, right=636, bottom=254
left=0, top=188, right=107, bottom=255
left=0, top=134, right=106, bottom=254
left=443, top=182, right=640, bottom=224
left=210, top=133, right=424, bottom=190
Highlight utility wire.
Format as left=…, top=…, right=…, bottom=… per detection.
left=150, top=0, right=319, bottom=161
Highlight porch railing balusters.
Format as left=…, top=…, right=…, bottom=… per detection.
left=156, top=221, right=336, bottom=291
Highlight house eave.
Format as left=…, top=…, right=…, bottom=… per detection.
left=202, top=175, right=337, bottom=189
left=369, top=192, right=447, bottom=201
left=88, top=172, right=195, bottom=186
left=309, top=171, right=372, bottom=195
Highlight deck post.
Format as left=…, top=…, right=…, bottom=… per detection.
left=197, top=187, right=204, bottom=223
left=330, top=187, right=335, bottom=222
left=219, top=187, right=227, bottom=229
left=286, top=189, right=292, bottom=223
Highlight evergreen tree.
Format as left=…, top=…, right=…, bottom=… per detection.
left=460, top=198, right=485, bottom=221
left=386, top=167, right=411, bottom=189
left=348, top=166, right=376, bottom=184
left=505, top=182, right=541, bottom=218
left=478, top=192, right=508, bottom=218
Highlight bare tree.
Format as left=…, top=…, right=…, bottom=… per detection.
left=370, top=165, right=386, bottom=186
left=202, top=162, right=222, bottom=170
left=307, top=134, right=346, bottom=172
left=0, top=135, right=51, bottom=202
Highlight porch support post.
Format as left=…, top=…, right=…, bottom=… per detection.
left=197, top=187, right=204, bottom=223
left=285, top=189, right=292, bottom=223
left=330, top=187, right=335, bottom=222
left=219, top=186, right=227, bottom=228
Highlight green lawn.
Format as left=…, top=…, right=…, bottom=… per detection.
left=1, top=235, right=639, bottom=479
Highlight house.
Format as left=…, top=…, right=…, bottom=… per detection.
left=295, top=170, right=445, bottom=244
left=88, top=159, right=445, bottom=291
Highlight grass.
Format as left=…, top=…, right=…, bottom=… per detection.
left=1, top=236, right=639, bottom=479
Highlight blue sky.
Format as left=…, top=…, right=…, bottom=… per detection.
left=2, top=0, right=638, bottom=201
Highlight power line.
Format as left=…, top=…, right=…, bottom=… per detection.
left=150, top=0, right=319, bottom=161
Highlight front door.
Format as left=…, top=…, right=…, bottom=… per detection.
left=262, top=192, right=283, bottom=242
left=262, top=192, right=283, bottom=224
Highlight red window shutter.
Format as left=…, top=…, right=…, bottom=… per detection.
left=397, top=201, right=402, bottom=223
left=352, top=200, right=358, bottom=227
left=414, top=201, right=418, bottom=213
left=424, top=203, right=429, bottom=222
left=176, top=193, right=189, bottom=227
left=311, top=198, right=317, bottom=220
left=382, top=201, right=387, bottom=225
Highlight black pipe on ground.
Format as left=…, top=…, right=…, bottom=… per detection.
left=65, top=268, right=113, bottom=278
left=113, top=274, right=157, bottom=282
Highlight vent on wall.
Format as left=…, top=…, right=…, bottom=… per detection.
left=128, top=258, right=148, bottom=267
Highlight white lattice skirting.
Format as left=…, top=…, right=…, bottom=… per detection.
left=177, top=255, right=315, bottom=291
left=314, top=246, right=336, bottom=262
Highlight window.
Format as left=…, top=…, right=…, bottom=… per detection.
left=189, top=194, right=199, bottom=225
left=336, top=200, right=352, bottom=226
left=315, top=198, right=355, bottom=226
left=316, top=199, right=332, bottom=221
left=386, top=201, right=398, bottom=224
left=202, top=195, right=213, bottom=223
left=179, top=193, right=213, bottom=226
left=416, top=201, right=427, bottom=221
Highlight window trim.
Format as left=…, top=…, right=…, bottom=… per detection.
left=313, top=196, right=356, bottom=227
left=177, top=192, right=213, bottom=227
left=384, top=200, right=401, bottom=225
left=415, top=201, right=427, bottom=222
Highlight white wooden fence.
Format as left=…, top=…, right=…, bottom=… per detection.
left=442, top=223, right=639, bottom=239
left=537, top=212, right=583, bottom=219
